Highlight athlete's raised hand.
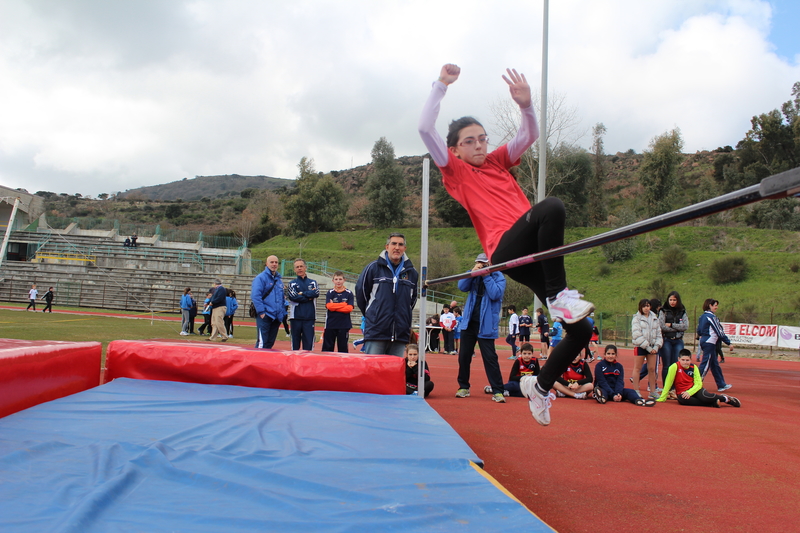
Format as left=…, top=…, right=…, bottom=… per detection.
left=502, top=68, right=532, bottom=109
left=438, top=63, right=460, bottom=85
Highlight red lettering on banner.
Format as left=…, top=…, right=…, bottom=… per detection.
left=724, top=324, right=737, bottom=334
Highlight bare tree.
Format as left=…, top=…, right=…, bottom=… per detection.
left=490, top=91, right=585, bottom=200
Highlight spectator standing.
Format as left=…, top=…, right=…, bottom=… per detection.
left=187, top=290, right=197, bottom=334
left=225, top=289, right=239, bottom=337
left=130, top=233, right=138, bottom=247
left=41, top=287, right=55, bottom=313
left=453, top=306, right=463, bottom=354
left=631, top=299, right=662, bottom=399
left=506, top=304, right=519, bottom=359
left=536, top=308, right=550, bottom=359
left=322, top=271, right=354, bottom=352
left=697, top=299, right=733, bottom=392
left=454, top=253, right=507, bottom=403
left=440, top=304, right=456, bottom=354
left=26, top=284, right=38, bottom=311
left=425, top=314, right=441, bottom=352
left=207, top=279, right=228, bottom=342
left=549, top=318, right=564, bottom=349
left=198, top=291, right=212, bottom=335
left=287, top=259, right=319, bottom=350
left=252, top=255, right=286, bottom=349
left=179, top=287, right=193, bottom=336
left=355, top=233, right=419, bottom=357
left=518, top=307, right=533, bottom=342
left=659, top=291, right=688, bottom=387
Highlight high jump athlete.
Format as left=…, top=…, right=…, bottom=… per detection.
left=418, top=63, right=594, bottom=426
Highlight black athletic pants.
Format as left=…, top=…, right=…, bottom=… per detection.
left=457, top=327, right=504, bottom=394
left=491, top=197, right=591, bottom=391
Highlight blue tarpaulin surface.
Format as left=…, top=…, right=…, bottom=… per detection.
left=0, top=378, right=552, bottom=532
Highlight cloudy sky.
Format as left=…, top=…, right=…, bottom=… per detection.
left=1, top=0, right=798, bottom=197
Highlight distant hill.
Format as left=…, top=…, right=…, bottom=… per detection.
left=117, top=174, right=295, bottom=201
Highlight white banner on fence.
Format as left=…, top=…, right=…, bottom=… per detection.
left=720, top=322, right=778, bottom=347
left=777, top=326, right=800, bottom=350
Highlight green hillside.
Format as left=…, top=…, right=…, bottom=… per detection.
left=252, top=225, right=800, bottom=324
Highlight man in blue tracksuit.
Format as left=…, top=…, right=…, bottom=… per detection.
left=355, top=232, right=419, bottom=357
left=252, top=255, right=286, bottom=349
left=454, top=252, right=507, bottom=402
left=287, top=258, right=319, bottom=350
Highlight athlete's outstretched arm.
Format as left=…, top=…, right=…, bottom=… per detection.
left=418, top=64, right=461, bottom=167
left=504, top=68, right=540, bottom=162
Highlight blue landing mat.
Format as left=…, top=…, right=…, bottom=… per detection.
left=0, top=378, right=551, bottom=532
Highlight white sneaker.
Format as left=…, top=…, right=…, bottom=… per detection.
left=520, top=376, right=554, bottom=426
left=179, top=331, right=189, bottom=336
left=574, top=392, right=587, bottom=399
left=547, top=288, right=594, bottom=324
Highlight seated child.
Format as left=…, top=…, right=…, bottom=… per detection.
left=486, top=342, right=540, bottom=397
left=657, top=349, right=740, bottom=408
left=553, top=353, right=594, bottom=399
left=594, top=345, right=655, bottom=406
left=405, top=344, right=434, bottom=397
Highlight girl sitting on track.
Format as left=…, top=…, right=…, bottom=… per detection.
left=419, top=63, right=594, bottom=426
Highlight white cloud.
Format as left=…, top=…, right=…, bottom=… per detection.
left=0, top=0, right=798, bottom=196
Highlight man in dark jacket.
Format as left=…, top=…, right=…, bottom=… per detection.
left=252, top=255, right=286, bottom=349
left=208, top=278, right=228, bottom=342
left=355, top=233, right=419, bottom=357
left=287, top=258, right=319, bottom=350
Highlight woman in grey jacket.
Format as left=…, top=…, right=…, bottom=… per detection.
left=631, top=299, right=663, bottom=399
left=658, top=291, right=688, bottom=387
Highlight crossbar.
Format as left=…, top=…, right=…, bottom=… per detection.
left=423, top=166, right=800, bottom=289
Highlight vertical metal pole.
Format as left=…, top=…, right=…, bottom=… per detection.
left=417, top=158, right=430, bottom=394
left=533, top=1, right=549, bottom=314
left=0, top=197, right=21, bottom=270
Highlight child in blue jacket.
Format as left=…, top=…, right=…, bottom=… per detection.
left=594, top=345, right=655, bottom=406
left=225, top=289, right=239, bottom=338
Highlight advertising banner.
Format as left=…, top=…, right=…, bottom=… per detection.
left=721, top=322, right=778, bottom=347
left=777, top=325, right=800, bottom=350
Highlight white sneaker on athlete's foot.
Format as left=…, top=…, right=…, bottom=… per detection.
left=179, top=331, right=189, bottom=336
left=547, top=288, right=594, bottom=324
left=520, top=376, right=554, bottom=426
left=718, top=384, right=732, bottom=392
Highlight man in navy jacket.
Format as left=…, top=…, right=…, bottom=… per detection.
left=356, top=233, right=419, bottom=357
left=287, top=258, right=319, bottom=350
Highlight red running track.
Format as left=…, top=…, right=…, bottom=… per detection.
left=423, top=348, right=800, bottom=533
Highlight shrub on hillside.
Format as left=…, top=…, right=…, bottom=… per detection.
left=659, top=244, right=687, bottom=274
left=648, top=278, right=669, bottom=301
left=708, top=256, right=748, bottom=285
left=602, top=237, right=636, bottom=263
left=598, top=264, right=612, bottom=277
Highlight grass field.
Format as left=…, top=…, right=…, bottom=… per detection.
left=0, top=307, right=263, bottom=363
left=252, top=225, right=800, bottom=319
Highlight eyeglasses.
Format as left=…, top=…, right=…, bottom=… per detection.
left=458, top=135, right=489, bottom=147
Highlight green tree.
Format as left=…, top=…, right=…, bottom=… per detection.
left=548, top=146, right=592, bottom=227
left=639, top=128, right=684, bottom=217
left=588, top=122, right=608, bottom=226
left=284, top=157, right=348, bottom=235
left=362, top=137, right=407, bottom=228
left=431, top=170, right=472, bottom=227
